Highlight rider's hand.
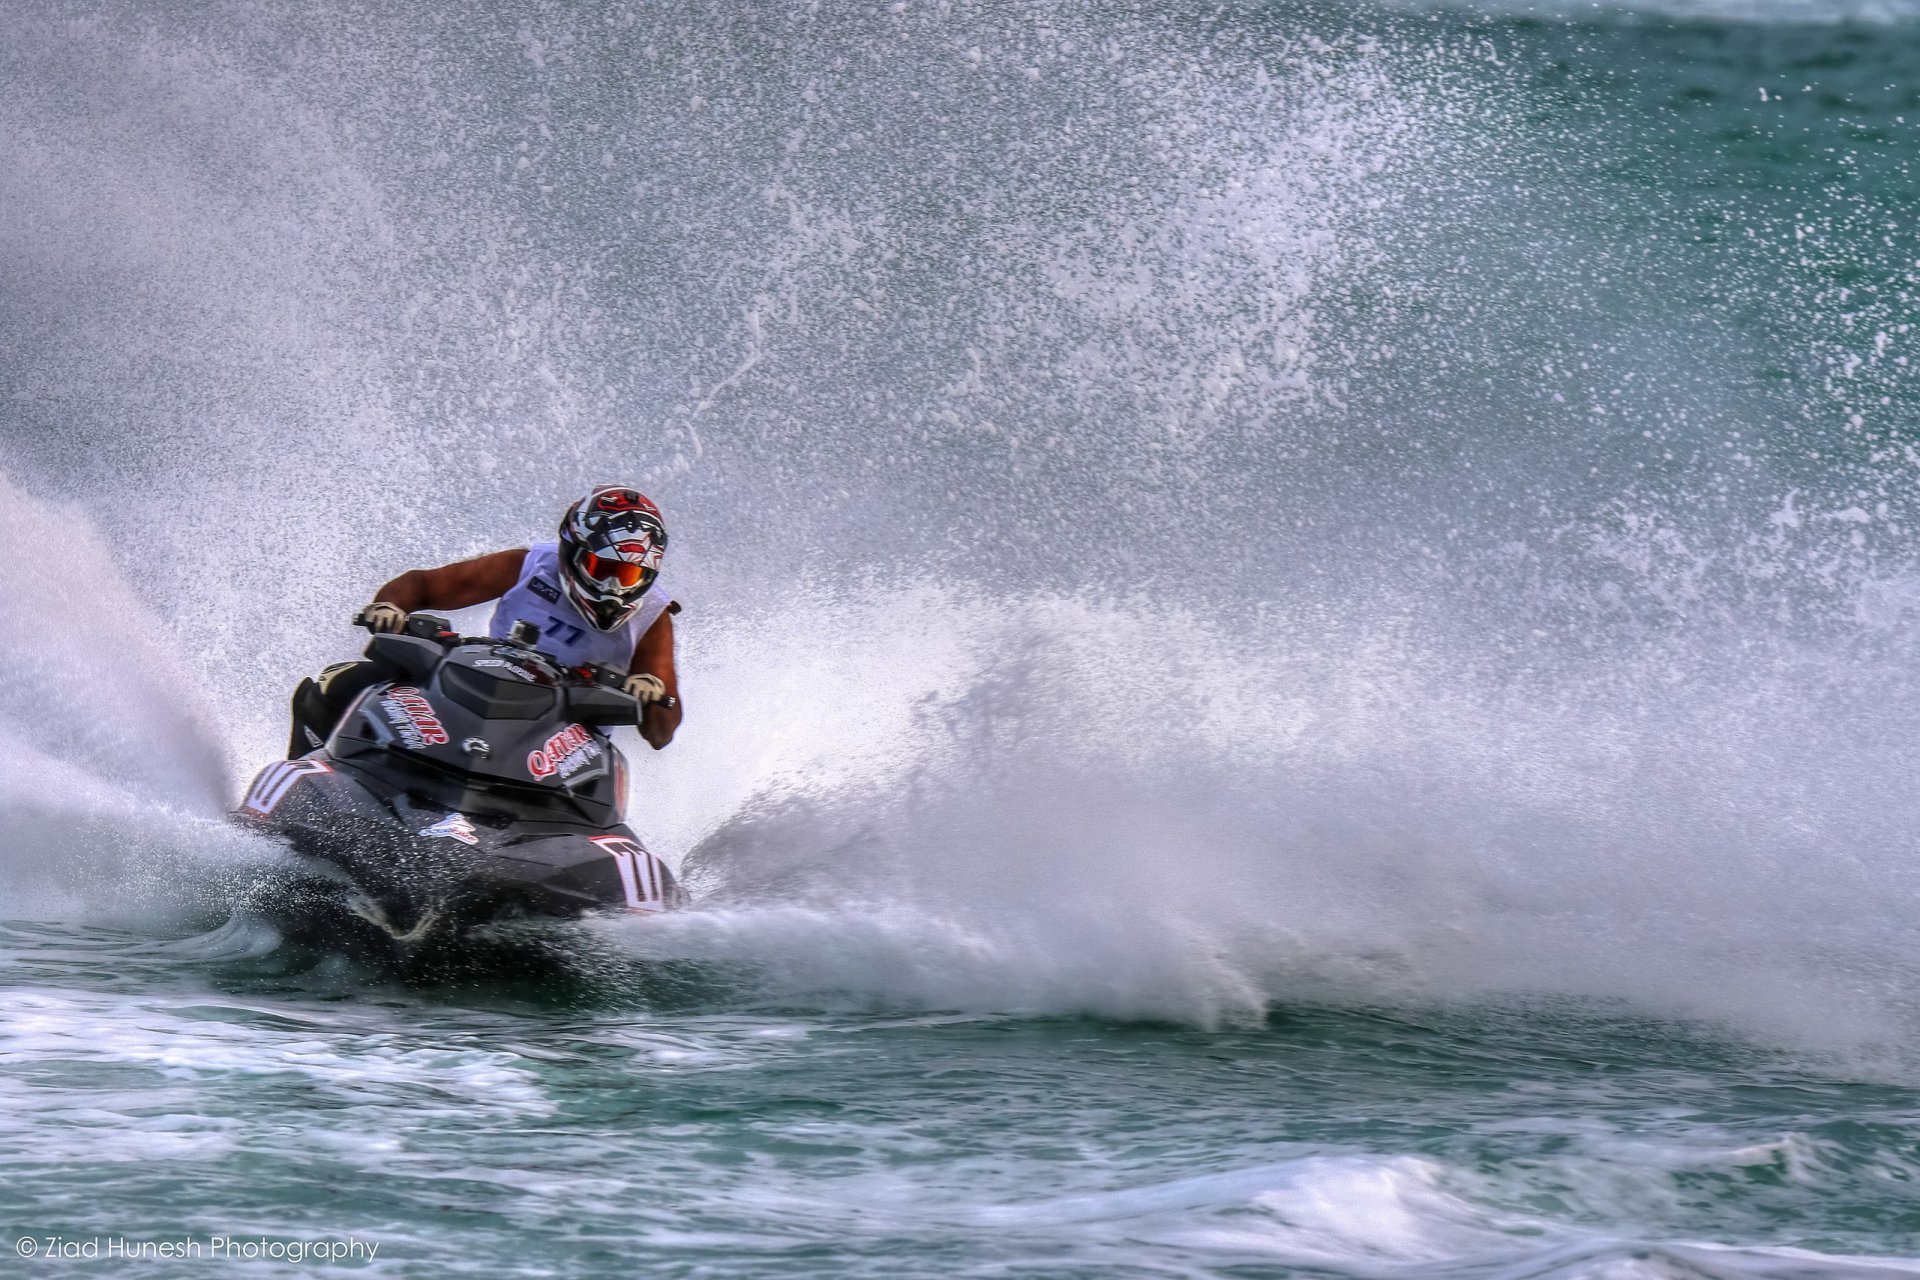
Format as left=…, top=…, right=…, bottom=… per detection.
left=361, top=602, right=408, bottom=633
left=623, top=673, right=667, bottom=705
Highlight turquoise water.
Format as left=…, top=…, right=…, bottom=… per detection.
left=10, top=921, right=1920, bottom=1278
left=6, top=1, right=1920, bottom=1275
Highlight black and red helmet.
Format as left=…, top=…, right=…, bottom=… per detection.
left=557, top=486, right=668, bottom=631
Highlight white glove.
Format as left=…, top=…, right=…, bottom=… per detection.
left=623, top=673, right=667, bottom=705
left=361, top=602, right=408, bottom=633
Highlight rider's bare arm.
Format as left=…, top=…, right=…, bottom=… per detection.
left=375, top=550, right=528, bottom=613
left=632, top=607, right=682, bottom=751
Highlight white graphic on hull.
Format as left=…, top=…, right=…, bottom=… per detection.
left=590, top=835, right=670, bottom=912
left=242, top=759, right=333, bottom=817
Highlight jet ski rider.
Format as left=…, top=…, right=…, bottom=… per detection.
left=288, top=485, right=682, bottom=757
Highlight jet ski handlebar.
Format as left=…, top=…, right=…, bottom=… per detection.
left=349, top=610, right=665, bottom=720
left=353, top=611, right=555, bottom=660
left=351, top=608, right=459, bottom=642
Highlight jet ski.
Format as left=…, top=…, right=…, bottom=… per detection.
left=233, top=612, right=686, bottom=966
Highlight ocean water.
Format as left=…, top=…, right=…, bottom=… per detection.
left=4, top=0, right=1920, bottom=1275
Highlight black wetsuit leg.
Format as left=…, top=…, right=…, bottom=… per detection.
left=288, top=660, right=384, bottom=757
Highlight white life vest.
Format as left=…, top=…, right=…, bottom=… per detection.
left=488, top=542, right=672, bottom=673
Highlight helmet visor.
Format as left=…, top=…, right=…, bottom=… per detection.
left=579, top=550, right=651, bottom=590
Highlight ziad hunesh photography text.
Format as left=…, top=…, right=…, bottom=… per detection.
left=17, top=1236, right=379, bottom=1264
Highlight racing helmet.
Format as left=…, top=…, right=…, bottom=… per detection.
left=557, top=486, right=668, bottom=631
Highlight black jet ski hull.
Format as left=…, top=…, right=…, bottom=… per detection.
left=236, top=755, right=683, bottom=967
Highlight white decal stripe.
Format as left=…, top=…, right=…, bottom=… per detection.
left=243, top=760, right=331, bottom=817
left=614, top=849, right=642, bottom=908
left=244, top=763, right=289, bottom=815
left=591, top=835, right=667, bottom=911
left=243, top=764, right=280, bottom=814
left=593, top=835, right=643, bottom=909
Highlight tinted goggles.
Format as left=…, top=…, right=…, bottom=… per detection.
left=579, top=549, right=654, bottom=589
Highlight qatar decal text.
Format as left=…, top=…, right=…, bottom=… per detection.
left=528, top=723, right=601, bottom=780
left=380, top=687, right=450, bottom=750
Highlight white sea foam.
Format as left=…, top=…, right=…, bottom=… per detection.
left=0, top=473, right=265, bottom=919
left=0, top=987, right=555, bottom=1119
left=615, top=576, right=1920, bottom=1070
left=649, top=1140, right=1920, bottom=1277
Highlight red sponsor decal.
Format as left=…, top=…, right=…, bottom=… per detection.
left=528, top=723, right=595, bottom=779
left=384, top=687, right=450, bottom=747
